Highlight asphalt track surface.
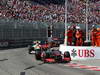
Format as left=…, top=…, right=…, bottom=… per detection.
left=0, top=48, right=100, bottom=75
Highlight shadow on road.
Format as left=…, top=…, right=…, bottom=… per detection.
left=38, top=62, right=45, bottom=65
left=24, top=62, right=45, bottom=70
left=24, top=66, right=35, bottom=70
left=0, top=59, right=8, bottom=61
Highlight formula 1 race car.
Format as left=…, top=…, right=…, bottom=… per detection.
left=41, top=50, right=62, bottom=63
left=41, top=49, right=71, bottom=63
left=28, top=40, right=42, bottom=54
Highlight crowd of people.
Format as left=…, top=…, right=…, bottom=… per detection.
left=0, top=0, right=35, bottom=22
left=0, top=0, right=100, bottom=46
left=33, top=4, right=65, bottom=22
left=67, top=0, right=100, bottom=25
left=0, top=0, right=99, bottom=24
left=0, top=0, right=65, bottom=22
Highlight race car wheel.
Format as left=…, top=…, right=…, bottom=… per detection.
left=35, top=54, right=41, bottom=60
left=35, top=50, right=41, bottom=60
left=28, top=47, right=34, bottom=54
left=41, top=52, right=46, bottom=62
left=64, top=51, right=70, bottom=57
left=28, top=50, right=31, bottom=54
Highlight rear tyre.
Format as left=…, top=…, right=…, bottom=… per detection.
left=28, top=46, right=34, bottom=54
left=64, top=51, right=70, bottom=57
left=35, top=55, right=40, bottom=60
left=35, top=50, right=41, bottom=60
left=41, top=52, right=46, bottom=63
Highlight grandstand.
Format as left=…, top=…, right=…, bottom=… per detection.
left=0, top=0, right=99, bottom=23
left=0, top=0, right=99, bottom=48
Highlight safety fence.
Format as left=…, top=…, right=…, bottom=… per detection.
left=0, top=18, right=64, bottom=48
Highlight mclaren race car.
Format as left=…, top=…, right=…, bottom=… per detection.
left=41, top=49, right=71, bottom=63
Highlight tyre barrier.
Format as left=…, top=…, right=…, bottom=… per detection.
left=0, top=42, right=8, bottom=47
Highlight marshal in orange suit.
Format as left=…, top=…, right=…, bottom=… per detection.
left=95, top=28, right=100, bottom=46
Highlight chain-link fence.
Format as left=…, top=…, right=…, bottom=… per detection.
left=0, top=18, right=64, bottom=48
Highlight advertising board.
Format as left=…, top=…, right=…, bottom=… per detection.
left=59, top=44, right=100, bottom=60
